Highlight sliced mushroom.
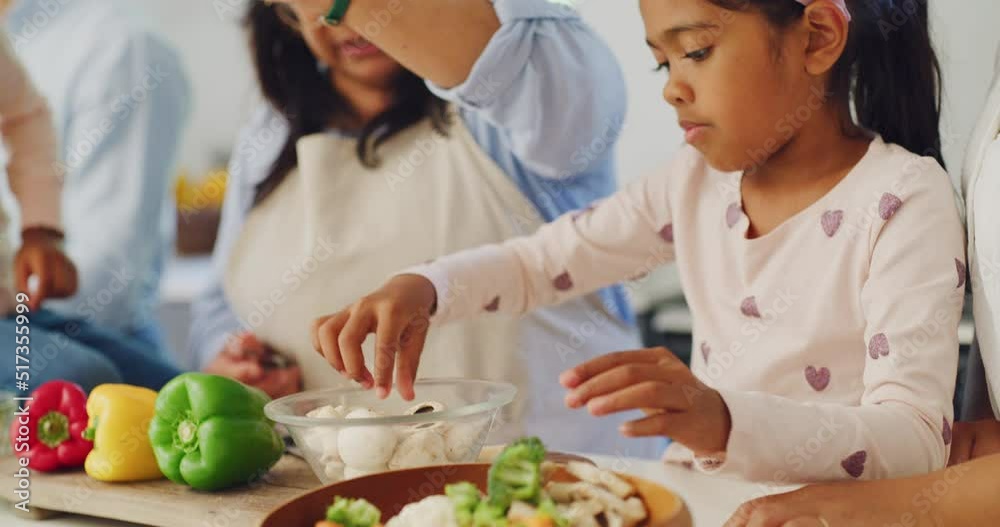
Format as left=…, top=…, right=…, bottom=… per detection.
left=544, top=481, right=587, bottom=503
left=571, top=483, right=647, bottom=526
left=566, top=461, right=635, bottom=498
left=507, top=501, right=538, bottom=521
left=405, top=401, right=447, bottom=431
left=554, top=500, right=604, bottom=527
left=406, top=401, right=446, bottom=415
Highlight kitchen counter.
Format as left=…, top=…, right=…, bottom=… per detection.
left=1, top=453, right=798, bottom=527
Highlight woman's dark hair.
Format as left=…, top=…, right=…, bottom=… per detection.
left=245, top=3, right=451, bottom=204
left=709, top=0, right=944, bottom=167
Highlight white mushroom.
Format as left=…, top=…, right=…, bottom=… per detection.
left=343, top=465, right=381, bottom=480
left=306, top=404, right=349, bottom=419
left=443, top=418, right=490, bottom=461
left=388, top=430, right=448, bottom=470
left=323, top=460, right=345, bottom=481
left=302, top=404, right=350, bottom=461
left=566, top=461, right=635, bottom=498
left=405, top=401, right=446, bottom=415
left=302, top=429, right=341, bottom=462
left=404, top=401, right=447, bottom=432
left=338, top=408, right=397, bottom=469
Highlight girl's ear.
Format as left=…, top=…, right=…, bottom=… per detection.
left=802, top=1, right=850, bottom=76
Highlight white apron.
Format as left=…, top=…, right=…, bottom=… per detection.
left=223, top=113, right=658, bottom=457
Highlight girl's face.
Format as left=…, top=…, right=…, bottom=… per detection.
left=284, top=3, right=404, bottom=89
left=640, top=0, right=818, bottom=172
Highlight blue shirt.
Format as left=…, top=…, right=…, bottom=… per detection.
left=3, top=0, right=191, bottom=349
left=189, top=0, right=633, bottom=365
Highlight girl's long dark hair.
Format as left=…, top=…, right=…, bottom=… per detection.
left=245, top=3, right=451, bottom=204
left=710, top=0, right=944, bottom=167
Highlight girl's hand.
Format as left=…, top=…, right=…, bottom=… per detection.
left=560, top=347, right=731, bottom=455
left=15, top=227, right=78, bottom=310
left=203, top=332, right=303, bottom=399
left=949, top=419, right=1000, bottom=466
left=311, top=274, right=436, bottom=401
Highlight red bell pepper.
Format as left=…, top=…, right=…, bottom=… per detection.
left=9, top=380, right=93, bottom=472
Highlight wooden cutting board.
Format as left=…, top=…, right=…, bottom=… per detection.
left=0, top=455, right=321, bottom=526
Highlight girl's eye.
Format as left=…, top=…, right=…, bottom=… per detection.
left=654, top=61, right=670, bottom=74
left=684, top=47, right=713, bottom=61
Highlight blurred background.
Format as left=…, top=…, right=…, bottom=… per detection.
left=3, top=0, right=993, bottom=371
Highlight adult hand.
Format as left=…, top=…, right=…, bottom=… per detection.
left=724, top=467, right=965, bottom=527
left=311, top=274, right=436, bottom=401
left=203, top=332, right=302, bottom=399
left=949, top=419, right=1000, bottom=466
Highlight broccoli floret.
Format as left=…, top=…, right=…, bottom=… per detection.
left=537, top=497, right=568, bottom=527
left=325, top=497, right=381, bottom=527
left=472, top=500, right=509, bottom=527
left=446, top=482, right=483, bottom=526
left=487, top=437, right=547, bottom=510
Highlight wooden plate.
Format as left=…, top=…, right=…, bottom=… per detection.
left=260, top=463, right=691, bottom=527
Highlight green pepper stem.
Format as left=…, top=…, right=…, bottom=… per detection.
left=177, top=420, right=198, bottom=449
left=38, top=411, right=71, bottom=448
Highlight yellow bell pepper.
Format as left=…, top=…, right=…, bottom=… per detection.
left=83, top=384, right=163, bottom=482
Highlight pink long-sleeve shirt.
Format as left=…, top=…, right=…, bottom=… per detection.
left=406, top=136, right=965, bottom=483
left=0, top=27, right=61, bottom=230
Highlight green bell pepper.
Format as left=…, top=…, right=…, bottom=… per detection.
left=148, top=373, right=284, bottom=491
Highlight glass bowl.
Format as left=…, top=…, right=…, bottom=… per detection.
left=264, top=378, right=516, bottom=484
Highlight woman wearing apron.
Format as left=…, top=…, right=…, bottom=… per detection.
left=189, top=0, right=659, bottom=458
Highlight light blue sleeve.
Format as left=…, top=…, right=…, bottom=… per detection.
left=44, top=32, right=191, bottom=339
left=187, top=104, right=289, bottom=367
left=426, top=0, right=627, bottom=179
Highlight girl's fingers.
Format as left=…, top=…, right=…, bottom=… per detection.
left=338, top=307, right=376, bottom=388
left=372, top=305, right=410, bottom=399
left=560, top=348, right=669, bottom=388
left=566, top=361, right=677, bottom=408
left=311, top=315, right=336, bottom=353
left=620, top=412, right=673, bottom=437
left=316, top=312, right=350, bottom=373
left=586, top=381, right=687, bottom=416
left=396, top=314, right=431, bottom=401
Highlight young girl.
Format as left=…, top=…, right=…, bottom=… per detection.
left=311, top=0, right=965, bottom=483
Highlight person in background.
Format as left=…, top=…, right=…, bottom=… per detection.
left=0, top=0, right=189, bottom=391
left=724, top=36, right=1000, bottom=527
left=2, top=0, right=191, bottom=355
left=190, top=0, right=657, bottom=457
